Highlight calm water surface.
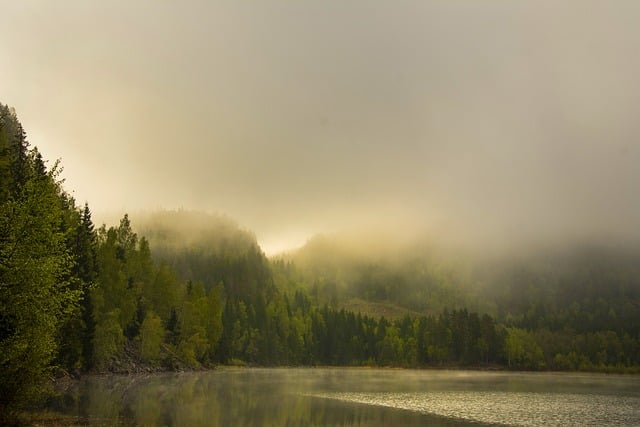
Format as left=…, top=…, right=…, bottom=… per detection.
left=51, top=368, right=640, bottom=426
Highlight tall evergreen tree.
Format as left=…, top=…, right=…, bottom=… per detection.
left=0, top=109, right=79, bottom=415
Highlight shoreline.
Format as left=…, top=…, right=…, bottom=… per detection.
left=57, top=363, right=640, bottom=384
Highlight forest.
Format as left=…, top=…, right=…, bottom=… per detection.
left=1, top=103, right=639, bottom=418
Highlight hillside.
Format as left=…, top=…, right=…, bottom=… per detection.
left=134, top=210, right=272, bottom=297
left=274, top=232, right=486, bottom=315
left=279, top=232, right=640, bottom=336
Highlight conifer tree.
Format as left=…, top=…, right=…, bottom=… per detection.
left=0, top=106, right=79, bottom=415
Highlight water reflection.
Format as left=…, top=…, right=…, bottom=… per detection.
left=50, top=368, right=640, bottom=426
left=54, top=369, right=452, bottom=426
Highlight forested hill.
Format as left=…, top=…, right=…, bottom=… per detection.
left=276, top=232, right=478, bottom=314
left=135, top=210, right=271, bottom=297
left=281, top=233, right=640, bottom=336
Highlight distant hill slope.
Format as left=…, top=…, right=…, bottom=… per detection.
left=134, top=210, right=272, bottom=297
left=275, top=232, right=484, bottom=314
left=135, top=210, right=256, bottom=253
left=479, top=244, right=640, bottom=335
left=279, top=232, right=640, bottom=335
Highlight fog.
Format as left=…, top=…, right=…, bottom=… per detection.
left=2, top=1, right=640, bottom=254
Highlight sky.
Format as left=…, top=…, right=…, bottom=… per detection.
left=2, top=1, right=640, bottom=254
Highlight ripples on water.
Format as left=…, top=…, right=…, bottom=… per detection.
left=312, top=390, right=640, bottom=426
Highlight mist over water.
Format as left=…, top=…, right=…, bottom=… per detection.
left=49, top=368, right=640, bottom=426
left=2, top=1, right=640, bottom=252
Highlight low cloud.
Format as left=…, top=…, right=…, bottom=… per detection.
left=2, top=1, right=639, bottom=252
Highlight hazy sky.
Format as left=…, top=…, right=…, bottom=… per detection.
left=2, top=1, right=640, bottom=254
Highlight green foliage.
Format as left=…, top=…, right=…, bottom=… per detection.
left=205, top=285, right=224, bottom=359
left=136, top=210, right=269, bottom=295
left=93, top=225, right=136, bottom=334
left=0, top=109, right=79, bottom=414
left=140, top=311, right=164, bottom=363
left=92, top=309, right=125, bottom=370
left=85, top=212, right=230, bottom=371
left=505, top=328, right=544, bottom=369
left=176, top=281, right=209, bottom=365
left=90, top=215, right=155, bottom=369
left=147, top=262, right=179, bottom=324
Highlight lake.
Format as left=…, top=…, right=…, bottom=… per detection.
left=50, top=368, right=640, bottom=426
